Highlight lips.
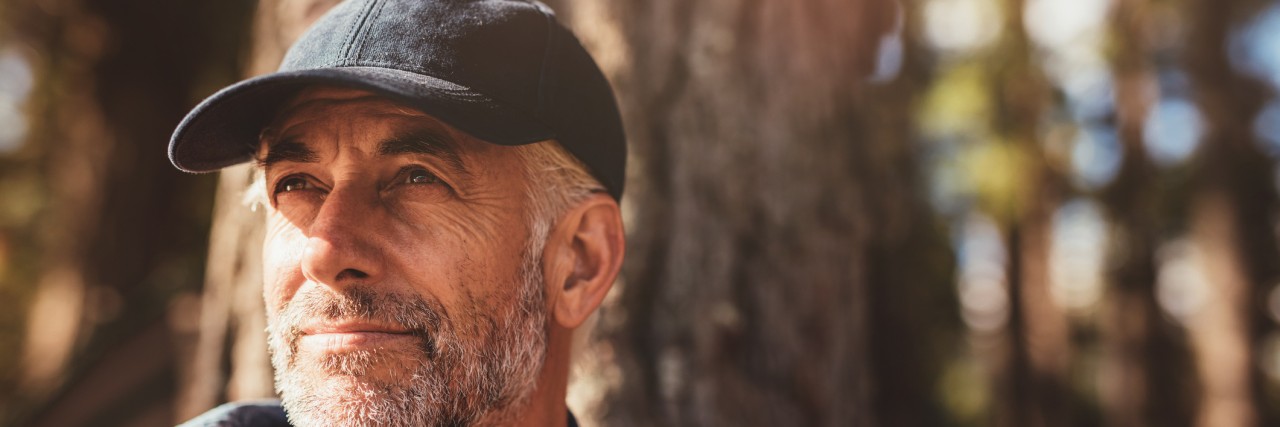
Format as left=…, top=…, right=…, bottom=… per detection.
left=298, top=320, right=417, bottom=353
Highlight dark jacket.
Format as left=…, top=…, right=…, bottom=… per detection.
left=176, top=400, right=581, bottom=427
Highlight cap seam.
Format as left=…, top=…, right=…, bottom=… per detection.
left=337, top=0, right=381, bottom=67
left=351, top=0, right=389, bottom=64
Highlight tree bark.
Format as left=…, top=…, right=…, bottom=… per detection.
left=549, top=0, right=903, bottom=425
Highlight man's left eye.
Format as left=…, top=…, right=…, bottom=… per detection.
left=404, top=168, right=441, bottom=185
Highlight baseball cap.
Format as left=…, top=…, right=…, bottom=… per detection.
left=168, top=0, right=626, bottom=200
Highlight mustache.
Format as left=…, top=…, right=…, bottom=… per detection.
left=275, top=285, right=446, bottom=359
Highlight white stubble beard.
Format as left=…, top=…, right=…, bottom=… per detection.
left=266, top=242, right=548, bottom=427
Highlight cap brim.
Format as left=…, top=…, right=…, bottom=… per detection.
left=169, top=66, right=555, bottom=172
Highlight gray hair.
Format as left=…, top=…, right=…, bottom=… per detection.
left=513, top=140, right=606, bottom=250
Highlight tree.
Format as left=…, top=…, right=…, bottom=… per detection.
left=542, top=0, right=953, bottom=425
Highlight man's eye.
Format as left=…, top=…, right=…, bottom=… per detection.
left=404, top=168, right=441, bottom=185
left=276, top=176, right=311, bottom=193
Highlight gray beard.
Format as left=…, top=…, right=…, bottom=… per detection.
left=266, top=244, right=548, bottom=427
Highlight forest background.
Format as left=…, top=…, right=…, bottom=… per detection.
left=0, top=0, right=1278, bottom=426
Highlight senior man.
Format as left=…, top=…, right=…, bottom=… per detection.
left=168, top=0, right=625, bottom=426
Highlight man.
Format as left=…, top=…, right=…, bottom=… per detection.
left=168, top=0, right=626, bottom=426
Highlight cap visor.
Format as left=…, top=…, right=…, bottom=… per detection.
left=169, top=66, right=554, bottom=172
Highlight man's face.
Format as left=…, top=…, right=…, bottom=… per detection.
left=259, top=87, right=548, bottom=426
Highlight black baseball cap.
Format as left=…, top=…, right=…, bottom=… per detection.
left=169, top=0, right=626, bottom=200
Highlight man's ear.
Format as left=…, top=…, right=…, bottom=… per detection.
left=544, top=193, right=625, bottom=329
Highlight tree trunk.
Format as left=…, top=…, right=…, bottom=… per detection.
left=549, top=0, right=901, bottom=425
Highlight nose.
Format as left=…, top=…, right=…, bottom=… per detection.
left=299, top=185, right=384, bottom=289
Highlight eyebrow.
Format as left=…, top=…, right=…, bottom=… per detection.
left=258, top=139, right=318, bottom=168
left=258, top=127, right=470, bottom=176
left=377, top=128, right=470, bottom=177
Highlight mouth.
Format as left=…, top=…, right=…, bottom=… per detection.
left=297, top=320, right=418, bottom=353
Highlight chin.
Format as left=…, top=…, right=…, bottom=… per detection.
left=276, top=354, right=445, bottom=427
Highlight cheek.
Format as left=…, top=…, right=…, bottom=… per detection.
left=385, top=207, right=527, bottom=309
left=385, top=200, right=513, bottom=273
left=382, top=217, right=471, bottom=308
left=262, top=214, right=307, bottom=314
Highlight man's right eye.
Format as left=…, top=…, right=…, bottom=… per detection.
left=275, top=175, right=311, bottom=194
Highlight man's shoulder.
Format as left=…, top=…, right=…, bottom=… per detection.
left=176, top=400, right=290, bottom=427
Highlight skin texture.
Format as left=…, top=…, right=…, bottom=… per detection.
left=258, top=87, right=625, bottom=427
